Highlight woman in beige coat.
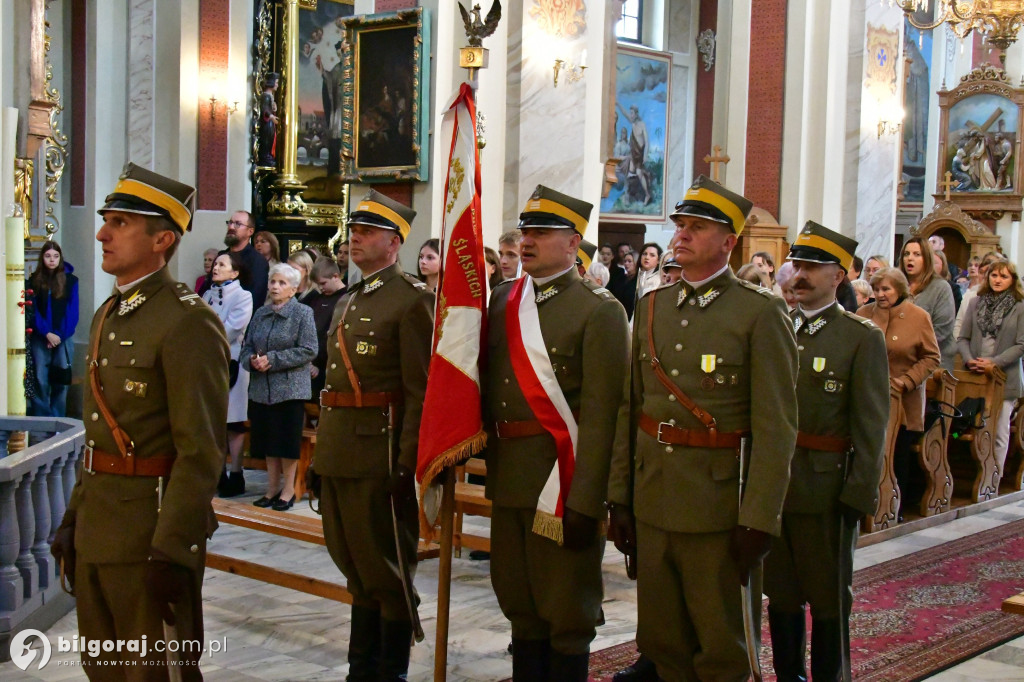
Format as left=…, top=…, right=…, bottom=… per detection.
left=857, top=267, right=941, bottom=519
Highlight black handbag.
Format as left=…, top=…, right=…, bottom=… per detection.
left=229, top=359, right=239, bottom=389
left=951, top=397, right=986, bottom=438
left=50, top=366, right=73, bottom=386
left=924, top=399, right=962, bottom=438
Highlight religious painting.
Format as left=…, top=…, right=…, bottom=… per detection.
left=295, top=0, right=355, bottom=182
left=600, top=45, right=671, bottom=223
left=903, top=23, right=933, bottom=203
left=934, top=65, right=1024, bottom=219
left=340, top=8, right=431, bottom=182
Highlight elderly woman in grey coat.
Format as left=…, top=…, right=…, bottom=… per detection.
left=958, top=260, right=1024, bottom=476
left=241, top=263, right=318, bottom=511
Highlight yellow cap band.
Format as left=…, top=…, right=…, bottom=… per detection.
left=355, top=200, right=411, bottom=241
left=578, top=249, right=593, bottom=270
left=683, top=187, right=747, bottom=235
left=525, top=197, right=588, bottom=233
left=794, top=233, right=854, bottom=271
left=114, top=178, right=192, bottom=232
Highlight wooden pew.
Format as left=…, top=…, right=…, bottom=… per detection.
left=452, top=458, right=492, bottom=557
left=1007, top=398, right=1024, bottom=490
left=918, top=369, right=957, bottom=516
left=1002, top=592, right=1024, bottom=615
left=950, top=367, right=1006, bottom=502
left=869, top=385, right=903, bottom=532
left=206, top=498, right=441, bottom=601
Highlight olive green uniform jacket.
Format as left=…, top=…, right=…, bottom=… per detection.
left=63, top=266, right=229, bottom=569
left=764, top=302, right=889, bottom=617
left=608, top=270, right=798, bottom=534
left=485, top=268, right=629, bottom=652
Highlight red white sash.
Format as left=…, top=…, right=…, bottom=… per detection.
left=505, top=276, right=578, bottom=544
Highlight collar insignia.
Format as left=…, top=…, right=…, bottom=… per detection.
left=119, top=291, right=146, bottom=316
left=677, top=286, right=690, bottom=307
left=363, top=277, right=383, bottom=294
left=535, top=285, right=558, bottom=303
left=696, top=287, right=720, bottom=308
left=793, top=315, right=805, bottom=334
left=806, top=315, right=828, bottom=335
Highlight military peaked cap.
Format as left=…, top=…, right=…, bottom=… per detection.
left=671, top=175, right=753, bottom=235
left=519, top=185, right=593, bottom=235
left=99, top=163, right=197, bottom=233
left=349, top=189, right=416, bottom=243
left=788, top=221, right=858, bottom=272
left=577, top=239, right=597, bottom=269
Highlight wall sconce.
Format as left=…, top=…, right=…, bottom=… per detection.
left=208, top=94, right=240, bottom=119
left=553, top=50, right=587, bottom=87
left=876, top=103, right=905, bottom=138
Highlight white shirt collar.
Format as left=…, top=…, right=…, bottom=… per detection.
left=533, top=265, right=575, bottom=286
left=116, top=269, right=161, bottom=294
left=798, top=299, right=837, bottom=319
left=682, top=263, right=730, bottom=290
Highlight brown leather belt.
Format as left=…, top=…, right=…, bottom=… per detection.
left=638, top=413, right=748, bottom=449
left=320, top=390, right=403, bottom=409
left=495, top=412, right=580, bottom=439
left=796, top=431, right=852, bottom=453
left=82, top=446, right=175, bottom=477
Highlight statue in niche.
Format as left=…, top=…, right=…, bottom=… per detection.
left=259, top=72, right=279, bottom=167
left=963, top=130, right=998, bottom=191
left=951, top=148, right=974, bottom=191
left=995, top=132, right=1014, bottom=189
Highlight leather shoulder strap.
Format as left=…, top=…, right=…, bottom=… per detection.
left=335, top=294, right=363, bottom=406
left=89, top=298, right=135, bottom=457
left=646, top=290, right=719, bottom=432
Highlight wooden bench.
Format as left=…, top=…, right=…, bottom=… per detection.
left=1006, top=398, right=1024, bottom=490
left=869, top=385, right=904, bottom=532
left=1002, top=592, right=1024, bottom=615
left=453, top=458, right=492, bottom=557
left=239, top=417, right=317, bottom=500
left=206, top=498, right=441, bottom=601
left=917, top=369, right=957, bottom=516
left=950, top=367, right=1006, bottom=502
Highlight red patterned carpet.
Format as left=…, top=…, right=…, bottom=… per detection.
left=581, top=518, right=1024, bottom=681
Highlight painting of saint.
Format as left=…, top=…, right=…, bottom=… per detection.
left=354, top=26, right=417, bottom=171
left=946, top=93, right=1017, bottom=193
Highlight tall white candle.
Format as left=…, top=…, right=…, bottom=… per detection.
left=0, top=107, right=16, bottom=415
left=6, top=215, right=26, bottom=415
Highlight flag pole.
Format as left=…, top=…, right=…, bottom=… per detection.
left=433, top=466, right=456, bottom=681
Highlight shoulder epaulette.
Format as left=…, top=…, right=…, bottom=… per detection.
left=400, top=272, right=428, bottom=290
left=581, top=278, right=616, bottom=300
left=173, top=282, right=203, bottom=308
left=842, top=309, right=878, bottom=328
left=736, top=279, right=775, bottom=298
left=493, top=278, right=514, bottom=289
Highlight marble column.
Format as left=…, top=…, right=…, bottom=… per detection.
left=127, top=0, right=155, bottom=167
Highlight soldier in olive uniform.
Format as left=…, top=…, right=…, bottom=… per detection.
left=50, top=164, right=229, bottom=680
left=608, top=176, right=799, bottom=682
left=763, top=223, right=889, bottom=682
left=485, top=186, right=630, bottom=681
left=309, top=190, right=433, bottom=682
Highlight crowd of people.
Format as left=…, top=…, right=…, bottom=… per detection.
left=42, top=161, right=1024, bottom=682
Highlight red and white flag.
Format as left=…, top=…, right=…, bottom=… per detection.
left=417, top=83, right=488, bottom=535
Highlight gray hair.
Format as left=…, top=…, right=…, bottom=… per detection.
left=586, top=261, right=610, bottom=286
left=269, top=262, right=301, bottom=289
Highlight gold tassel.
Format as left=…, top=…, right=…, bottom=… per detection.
left=417, top=430, right=489, bottom=541
left=531, top=510, right=564, bottom=545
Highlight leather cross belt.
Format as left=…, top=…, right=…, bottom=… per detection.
left=82, top=446, right=175, bottom=477
left=796, top=431, right=851, bottom=453
left=320, top=390, right=403, bottom=408
left=495, top=411, right=580, bottom=439
left=638, top=413, right=748, bottom=449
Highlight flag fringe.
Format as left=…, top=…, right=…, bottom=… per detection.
left=531, top=510, right=564, bottom=545
left=418, top=430, right=488, bottom=540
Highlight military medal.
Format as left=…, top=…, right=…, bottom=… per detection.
left=824, top=379, right=840, bottom=393
left=715, top=373, right=725, bottom=385
left=535, top=285, right=558, bottom=303
left=118, top=291, right=146, bottom=316
left=813, top=357, right=826, bottom=373
left=696, top=287, right=720, bottom=308
left=701, top=354, right=717, bottom=373
left=363, top=277, right=383, bottom=294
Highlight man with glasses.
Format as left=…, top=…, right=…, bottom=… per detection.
left=224, top=210, right=269, bottom=306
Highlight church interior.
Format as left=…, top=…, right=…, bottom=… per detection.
left=5, top=0, right=1024, bottom=680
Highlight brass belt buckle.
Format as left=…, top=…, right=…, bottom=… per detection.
left=83, top=445, right=95, bottom=474
left=657, top=422, right=673, bottom=445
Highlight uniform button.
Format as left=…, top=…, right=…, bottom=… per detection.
left=369, top=331, right=374, bottom=336
left=190, top=545, right=199, bottom=554
left=326, top=385, right=332, bottom=390
left=501, top=401, right=507, bottom=408
left=345, top=324, right=351, bottom=329
left=668, top=394, right=677, bottom=402
left=675, top=344, right=683, bottom=351
left=130, top=359, right=136, bottom=366
left=668, top=419, right=676, bottom=426
left=550, top=347, right=557, bottom=353
left=326, top=406, right=333, bottom=412
left=665, top=446, right=674, bottom=453
left=689, top=299, right=696, bottom=306
left=91, top=412, right=99, bottom=421
left=101, top=358, right=108, bottom=366
left=381, top=428, right=386, bottom=433
left=108, top=332, right=116, bottom=340
left=350, top=305, right=356, bottom=310
left=670, top=369, right=679, bottom=376
left=331, top=363, right=337, bottom=369
left=88, top=439, right=95, bottom=447
left=718, top=357, right=724, bottom=363
left=892, top=335, right=898, bottom=341
left=680, top=320, right=689, bottom=327
left=503, top=378, right=509, bottom=384
left=899, top=313, right=905, bottom=318
left=798, top=345, right=804, bottom=351
left=641, top=352, right=647, bottom=360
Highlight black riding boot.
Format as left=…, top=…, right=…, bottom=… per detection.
left=810, top=617, right=844, bottom=682
left=612, top=653, right=659, bottom=682
left=511, top=638, right=550, bottom=682
left=378, top=619, right=414, bottom=681
left=768, top=606, right=808, bottom=682
left=548, top=650, right=589, bottom=682
left=346, top=605, right=381, bottom=682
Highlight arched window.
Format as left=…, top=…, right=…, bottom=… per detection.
left=616, top=0, right=643, bottom=44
